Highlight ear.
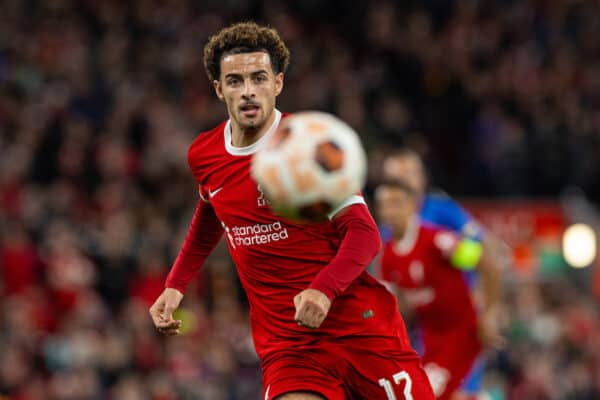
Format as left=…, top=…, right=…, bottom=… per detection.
left=274, top=73, right=284, bottom=96
left=213, top=80, right=225, bottom=102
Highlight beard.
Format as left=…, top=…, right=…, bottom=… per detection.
left=235, top=105, right=272, bottom=132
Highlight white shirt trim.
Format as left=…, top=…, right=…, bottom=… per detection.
left=198, top=186, right=209, bottom=203
left=328, top=195, right=366, bottom=220
left=224, top=109, right=282, bottom=156
left=393, top=216, right=420, bottom=255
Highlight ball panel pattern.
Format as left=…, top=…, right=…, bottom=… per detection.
left=315, top=141, right=344, bottom=172
left=251, top=111, right=366, bottom=221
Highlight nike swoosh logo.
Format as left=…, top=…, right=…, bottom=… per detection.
left=208, top=187, right=223, bottom=198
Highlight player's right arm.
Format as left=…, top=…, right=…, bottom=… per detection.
left=149, top=199, right=224, bottom=335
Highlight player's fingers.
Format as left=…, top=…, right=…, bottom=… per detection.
left=313, top=311, right=326, bottom=328
left=313, top=303, right=325, bottom=317
left=304, top=302, right=317, bottom=316
left=303, top=316, right=318, bottom=329
left=156, top=320, right=182, bottom=335
left=305, top=305, right=320, bottom=324
left=295, top=303, right=313, bottom=328
left=297, top=319, right=315, bottom=329
left=312, top=310, right=326, bottom=328
left=149, top=304, right=165, bottom=327
left=293, top=294, right=301, bottom=309
left=301, top=300, right=318, bottom=316
left=162, top=327, right=181, bottom=336
left=157, top=327, right=181, bottom=336
left=294, top=294, right=306, bottom=321
left=294, top=302, right=303, bottom=322
left=157, top=319, right=181, bottom=330
left=301, top=305, right=323, bottom=329
left=298, top=303, right=311, bottom=324
left=149, top=310, right=160, bottom=326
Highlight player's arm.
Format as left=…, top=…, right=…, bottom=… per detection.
left=294, top=198, right=381, bottom=329
left=475, top=233, right=505, bottom=348
left=439, top=196, right=504, bottom=302
left=150, top=199, right=224, bottom=335
left=447, top=200, right=505, bottom=348
left=436, top=198, right=506, bottom=345
left=436, top=230, right=505, bottom=348
left=447, top=200, right=504, bottom=324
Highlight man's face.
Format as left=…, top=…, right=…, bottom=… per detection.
left=376, top=186, right=418, bottom=237
left=382, top=155, right=426, bottom=196
left=214, top=51, right=283, bottom=131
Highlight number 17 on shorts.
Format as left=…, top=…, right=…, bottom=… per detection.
left=378, top=371, right=414, bottom=400
left=360, top=360, right=434, bottom=400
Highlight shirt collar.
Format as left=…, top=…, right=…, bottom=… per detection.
left=224, top=109, right=282, bottom=156
left=394, top=216, right=421, bottom=255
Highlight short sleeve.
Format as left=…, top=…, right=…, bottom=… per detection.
left=432, top=229, right=482, bottom=271
left=432, top=229, right=460, bottom=259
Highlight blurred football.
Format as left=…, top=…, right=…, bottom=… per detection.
left=251, top=111, right=367, bottom=221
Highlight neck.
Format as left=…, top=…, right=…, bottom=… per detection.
left=392, top=216, right=420, bottom=254
left=394, top=216, right=418, bottom=242
left=230, top=109, right=276, bottom=147
left=392, top=225, right=407, bottom=240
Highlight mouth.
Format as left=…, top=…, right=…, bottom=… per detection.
left=240, top=103, right=260, bottom=118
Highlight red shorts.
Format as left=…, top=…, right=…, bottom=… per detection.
left=261, top=337, right=435, bottom=400
left=422, top=329, right=481, bottom=400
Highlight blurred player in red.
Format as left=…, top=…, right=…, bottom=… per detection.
left=376, top=180, right=502, bottom=400
left=380, top=149, right=505, bottom=399
left=148, top=22, right=434, bottom=400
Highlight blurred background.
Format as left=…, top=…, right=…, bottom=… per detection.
left=1, top=0, right=600, bottom=399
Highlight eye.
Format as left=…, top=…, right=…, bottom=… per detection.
left=227, top=77, right=241, bottom=86
left=254, top=74, right=268, bottom=83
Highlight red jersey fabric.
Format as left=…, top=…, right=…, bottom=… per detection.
left=166, top=111, right=416, bottom=361
left=380, top=219, right=482, bottom=399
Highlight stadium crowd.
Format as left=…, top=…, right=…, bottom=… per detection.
left=1, top=0, right=599, bottom=399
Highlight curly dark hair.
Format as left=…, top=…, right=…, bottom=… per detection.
left=203, top=21, right=290, bottom=82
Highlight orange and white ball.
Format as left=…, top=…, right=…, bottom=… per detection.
left=251, top=111, right=367, bottom=220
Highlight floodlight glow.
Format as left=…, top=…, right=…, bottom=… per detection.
left=562, top=224, right=596, bottom=268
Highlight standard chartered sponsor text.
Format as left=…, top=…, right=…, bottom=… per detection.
left=230, top=221, right=289, bottom=246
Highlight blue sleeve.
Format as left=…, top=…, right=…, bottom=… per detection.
left=378, top=224, right=393, bottom=243
left=420, top=195, right=485, bottom=241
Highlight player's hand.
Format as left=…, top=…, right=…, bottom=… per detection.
left=478, top=307, right=505, bottom=350
left=149, top=288, right=184, bottom=336
left=293, top=288, right=331, bottom=329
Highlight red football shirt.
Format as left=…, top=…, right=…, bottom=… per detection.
left=167, top=111, right=414, bottom=360
left=379, top=218, right=481, bottom=352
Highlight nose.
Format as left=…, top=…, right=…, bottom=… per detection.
left=241, top=79, right=255, bottom=100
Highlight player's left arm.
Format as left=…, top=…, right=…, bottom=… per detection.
left=438, top=198, right=505, bottom=347
left=436, top=230, right=505, bottom=348
left=450, top=201, right=504, bottom=323
left=475, top=233, right=505, bottom=348
left=294, top=197, right=381, bottom=329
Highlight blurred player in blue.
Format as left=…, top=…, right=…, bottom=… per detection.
left=381, top=148, right=504, bottom=400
